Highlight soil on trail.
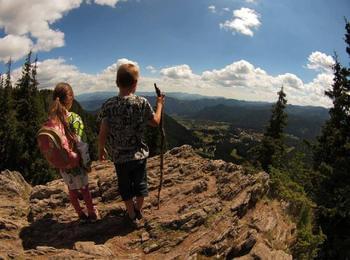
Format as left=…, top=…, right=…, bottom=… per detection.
left=0, top=145, right=295, bottom=259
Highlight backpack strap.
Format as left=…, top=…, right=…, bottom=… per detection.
left=37, top=127, right=69, bottom=163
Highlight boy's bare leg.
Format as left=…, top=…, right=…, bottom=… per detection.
left=135, top=196, right=144, bottom=211
left=125, top=199, right=136, bottom=219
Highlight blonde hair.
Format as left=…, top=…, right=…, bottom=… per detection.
left=116, top=63, right=139, bottom=88
left=48, top=82, right=76, bottom=147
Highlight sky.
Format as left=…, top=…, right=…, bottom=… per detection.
left=0, top=0, right=349, bottom=107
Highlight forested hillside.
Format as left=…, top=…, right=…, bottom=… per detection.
left=0, top=53, right=99, bottom=185
left=245, top=22, right=350, bottom=259
left=79, top=94, right=328, bottom=140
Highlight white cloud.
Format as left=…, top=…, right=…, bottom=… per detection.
left=277, top=73, right=304, bottom=90
left=222, top=7, right=230, bottom=12
left=11, top=57, right=139, bottom=94
left=0, top=0, right=82, bottom=61
left=102, top=58, right=139, bottom=75
left=160, top=64, right=198, bottom=79
left=220, top=8, right=261, bottom=36
left=94, top=0, right=123, bottom=7
left=304, top=73, right=334, bottom=97
left=11, top=57, right=138, bottom=94
left=245, top=0, right=257, bottom=3
left=0, top=0, right=126, bottom=62
left=307, top=51, right=335, bottom=73
left=0, top=35, right=33, bottom=62
left=116, top=58, right=138, bottom=67
left=11, top=53, right=334, bottom=108
left=146, top=65, right=157, bottom=74
left=208, top=5, right=216, bottom=13
left=202, top=60, right=269, bottom=89
left=159, top=59, right=333, bottom=107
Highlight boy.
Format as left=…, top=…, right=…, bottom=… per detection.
left=98, top=63, right=164, bottom=223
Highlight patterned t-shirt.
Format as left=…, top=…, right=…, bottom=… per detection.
left=97, top=95, right=155, bottom=163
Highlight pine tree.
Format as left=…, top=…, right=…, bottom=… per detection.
left=15, top=51, right=33, bottom=121
left=0, top=73, right=3, bottom=90
left=313, top=20, right=350, bottom=258
left=32, top=55, right=39, bottom=89
left=4, top=59, right=12, bottom=90
left=265, top=86, right=288, bottom=139
left=254, top=86, right=288, bottom=171
left=0, top=59, right=18, bottom=170
left=14, top=52, right=48, bottom=183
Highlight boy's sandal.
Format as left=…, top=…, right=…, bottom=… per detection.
left=124, top=214, right=138, bottom=227
left=133, top=205, right=143, bottom=220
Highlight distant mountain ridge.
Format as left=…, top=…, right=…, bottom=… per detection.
left=76, top=91, right=217, bottom=103
left=76, top=91, right=219, bottom=112
left=76, top=91, right=329, bottom=140
left=194, top=104, right=328, bottom=139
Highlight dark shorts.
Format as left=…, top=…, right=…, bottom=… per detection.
left=114, top=159, right=148, bottom=201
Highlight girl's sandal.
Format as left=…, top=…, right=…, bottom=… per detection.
left=78, top=213, right=89, bottom=224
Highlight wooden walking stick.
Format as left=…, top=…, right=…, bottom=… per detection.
left=155, top=83, right=165, bottom=210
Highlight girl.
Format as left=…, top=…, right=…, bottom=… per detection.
left=48, top=82, right=97, bottom=222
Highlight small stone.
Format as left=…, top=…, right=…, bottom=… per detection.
left=0, top=233, right=16, bottom=240
left=144, top=243, right=160, bottom=254
left=203, top=206, right=212, bottom=214
left=35, top=246, right=58, bottom=253
left=0, top=218, right=18, bottom=231
left=141, top=232, right=150, bottom=243
left=162, top=247, right=171, bottom=253
left=74, top=241, right=114, bottom=257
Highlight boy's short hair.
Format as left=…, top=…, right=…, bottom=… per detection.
left=116, top=63, right=139, bottom=88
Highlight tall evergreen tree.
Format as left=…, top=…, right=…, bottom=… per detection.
left=250, top=86, right=325, bottom=258
left=254, top=86, right=288, bottom=171
left=0, top=73, right=3, bottom=90
left=265, top=86, right=288, bottom=139
left=14, top=52, right=48, bottom=183
left=32, top=55, right=39, bottom=89
left=0, top=59, right=18, bottom=170
left=15, top=51, right=33, bottom=121
left=4, top=58, right=12, bottom=89
left=313, top=20, right=350, bottom=258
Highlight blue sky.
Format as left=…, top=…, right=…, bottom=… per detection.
left=0, top=0, right=349, bottom=107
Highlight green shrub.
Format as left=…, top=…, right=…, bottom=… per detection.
left=269, top=167, right=325, bottom=259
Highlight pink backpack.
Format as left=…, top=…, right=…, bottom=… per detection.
left=37, top=119, right=80, bottom=169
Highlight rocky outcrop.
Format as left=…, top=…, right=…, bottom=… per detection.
left=0, top=145, right=295, bottom=259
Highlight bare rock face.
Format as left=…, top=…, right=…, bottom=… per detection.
left=0, top=170, right=32, bottom=259
left=0, top=170, right=32, bottom=198
left=0, top=145, right=295, bottom=259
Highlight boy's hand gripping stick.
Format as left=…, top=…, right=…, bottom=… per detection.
left=154, top=83, right=165, bottom=209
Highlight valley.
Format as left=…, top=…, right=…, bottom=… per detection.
left=76, top=92, right=319, bottom=165
left=173, top=117, right=263, bottom=164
